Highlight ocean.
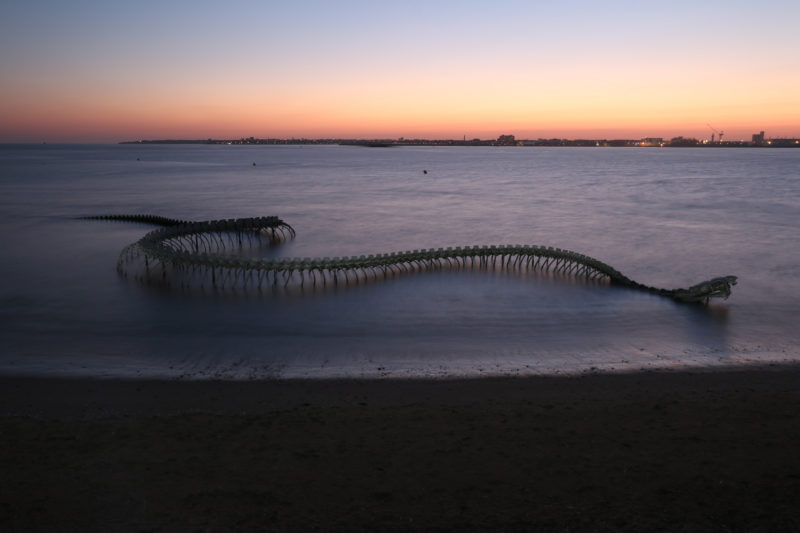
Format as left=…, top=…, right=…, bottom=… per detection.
left=1, top=143, right=798, bottom=378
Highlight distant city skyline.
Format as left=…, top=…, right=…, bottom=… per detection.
left=121, top=131, right=800, bottom=148
left=2, top=1, right=798, bottom=143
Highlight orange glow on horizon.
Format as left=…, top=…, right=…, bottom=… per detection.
left=2, top=3, right=798, bottom=143
left=4, top=89, right=797, bottom=143
left=3, top=58, right=798, bottom=143
left=2, top=48, right=799, bottom=143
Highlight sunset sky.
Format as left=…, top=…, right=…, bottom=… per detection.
left=1, top=1, right=798, bottom=143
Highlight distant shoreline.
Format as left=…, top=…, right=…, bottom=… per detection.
left=119, top=137, right=800, bottom=148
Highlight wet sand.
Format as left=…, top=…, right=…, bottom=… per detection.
left=2, top=366, right=800, bottom=531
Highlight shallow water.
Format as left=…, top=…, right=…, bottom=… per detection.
left=1, top=144, right=798, bottom=378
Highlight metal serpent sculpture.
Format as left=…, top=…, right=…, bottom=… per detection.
left=83, top=214, right=737, bottom=303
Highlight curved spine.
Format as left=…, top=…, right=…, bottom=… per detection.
left=93, top=215, right=735, bottom=303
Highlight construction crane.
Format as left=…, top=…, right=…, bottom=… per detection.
left=707, top=124, right=724, bottom=144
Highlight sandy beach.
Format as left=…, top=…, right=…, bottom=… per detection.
left=2, top=366, right=800, bottom=532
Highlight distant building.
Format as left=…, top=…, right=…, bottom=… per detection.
left=767, top=138, right=800, bottom=147
left=668, top=136, right=700, bottom=147
left=496, top=134, right=517, bottom=145
left=752, top=131, right=765, bottom=145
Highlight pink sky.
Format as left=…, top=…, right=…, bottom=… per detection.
left=2, top=2, right=798, bottom=142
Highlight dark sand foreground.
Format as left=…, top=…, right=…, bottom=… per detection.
left=2, top=367, right=800, bottom=532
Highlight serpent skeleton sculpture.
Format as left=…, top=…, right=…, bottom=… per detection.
left=83, top=214, right=737, bottom=304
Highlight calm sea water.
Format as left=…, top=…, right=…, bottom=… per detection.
left=1, top=144, right=798, bottom=378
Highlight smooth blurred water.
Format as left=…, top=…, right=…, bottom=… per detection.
left=1, top=144, right=798, bottom=378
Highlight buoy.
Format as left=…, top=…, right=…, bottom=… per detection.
left=423, top=169, right=427, bottom=174
left=253, top=162, right=256, bottom=166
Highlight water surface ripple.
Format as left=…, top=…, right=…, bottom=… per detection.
left=1, top=144, right=798, bottom=378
